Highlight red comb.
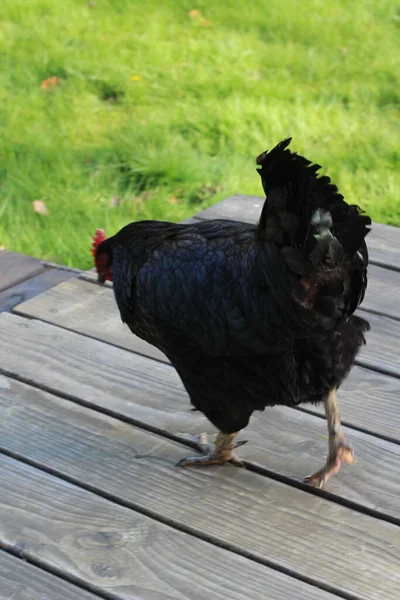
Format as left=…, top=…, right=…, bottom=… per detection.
left=91, top=229, right=107, bottom=257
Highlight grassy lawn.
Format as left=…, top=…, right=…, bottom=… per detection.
left=0, top=0, right=398, bottom=268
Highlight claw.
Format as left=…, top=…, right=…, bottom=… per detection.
left=304, top=438, right=355, bottom=489
left=234, top=440, right=249, bottom=448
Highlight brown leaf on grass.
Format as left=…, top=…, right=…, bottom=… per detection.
left=168, top=196, right=179, bottom=205
left=41, top=76, right=61, bottom=90
left=33, top=200, right=49, bottom=215
left=189, top=9, right=211, bottom=25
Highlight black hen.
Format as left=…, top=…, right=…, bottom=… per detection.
left=93, top=138, right=371, bottom=488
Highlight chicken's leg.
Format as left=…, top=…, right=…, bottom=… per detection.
left=304, top=387, right=354, bottom=488
left=177, top=432, right=246, bottom=467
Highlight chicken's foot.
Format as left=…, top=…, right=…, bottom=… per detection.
left=304, top=387, right=354, bottom=488
left=177, top=432, right=247, bottom=467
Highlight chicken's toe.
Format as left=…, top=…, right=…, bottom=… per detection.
left=176, top=432, right=246, bottom=468
left=176, top=451, right=244, bottom=468
left=304, top=437, right=355, bottom=489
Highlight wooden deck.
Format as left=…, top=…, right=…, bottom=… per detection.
left=0, top=196, right=399, bottom=600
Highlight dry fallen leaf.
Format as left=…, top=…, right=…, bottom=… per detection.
left=168, top=196, right=179, bottom=205
left=189, top=9, right=211, bottom=25
left=40, top=76, right=61, bottom=90
left=33, top=200, right=49, bottom=215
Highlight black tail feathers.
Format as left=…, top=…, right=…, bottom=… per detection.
left=255, top=138, right=371, bottom=325
left=256, top=138, right=371, bottom=265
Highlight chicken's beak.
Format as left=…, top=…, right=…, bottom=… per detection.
left=98, top=272, right=106, bottom=285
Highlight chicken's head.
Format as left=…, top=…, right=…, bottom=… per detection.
left=92, top=229, right=113, bottom=284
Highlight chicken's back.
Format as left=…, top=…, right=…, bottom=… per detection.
left=110, top=218, right=297, bottom=358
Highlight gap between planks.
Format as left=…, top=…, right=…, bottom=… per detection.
left=0, top=550, right=107, bottom=600
left=0, top=454, right=346, bottom=600
left=0, top=266, right=78, bottom=313
left=1, top=373, right=400, bottom=526
left=0, top=387, right=399, bottom=600
left=0, top=314, right=399, bottom=524
left=0, top=250, right=45, bottom=293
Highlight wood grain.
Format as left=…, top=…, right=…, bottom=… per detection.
left=357, top=311, right=400, bottom=377
left=0, top=393, right=399, bottom=600
left=0, top=267, right=78, bottom=313
left=12, top=279, right=400, bottom=439
left=0, top=318, right=399, bottom=519
left=14, top=278, right=167, bottom=362
left=0, top=455, right=340, bottom=600
left=0, top=551, right=102, bottom=600
left=194, top=195, right=400, bottom=270
left=0, top=250, right=44, bottom=292
left=358, top=264, right=400, bottom=320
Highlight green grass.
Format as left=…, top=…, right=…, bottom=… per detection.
left=0, top=0, right=399, bottom=268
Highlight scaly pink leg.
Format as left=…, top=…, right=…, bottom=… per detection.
left=304, top=387, right=354, bottom=488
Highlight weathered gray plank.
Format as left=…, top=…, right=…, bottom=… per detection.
left=364, top=221, right=400, bottom=269
left=357, top=311, right=400, bottom=377
left=16, top=269, right=400, bottom=378
left=0, top=550, right=102, bottom=600
left=0, top=317, right=399, bottom=520
left=1, top=392, right=399, bottom=600
left=15, top=278, right=166, bottom=362
left=361, top=264, right=400, bottom=320
left=306, top=365, right=400, bottom=442
left=194, top=194, right=263, bottom=223
left=195, top=195, right=400, bottom=270
left=0, top=267, right=78, bottom=313
left=0, top=455, right=341, bottom=600
left=0, top=249, right=45, bottom=292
